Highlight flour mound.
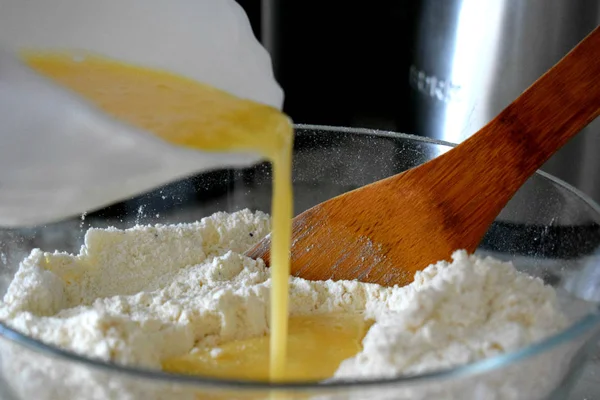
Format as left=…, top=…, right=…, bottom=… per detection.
left=0, top=209, right=385, bottom=368
left=0, top=210, right=570, bottom=400
left=334, top=251, right=567, bottom=379
left=0, top=209, right=273, bottom=366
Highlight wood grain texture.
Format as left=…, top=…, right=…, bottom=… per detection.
left=246, top=26, right=600, bottom=286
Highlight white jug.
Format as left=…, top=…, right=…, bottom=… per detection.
left=0, top=0, right=283, bottom=227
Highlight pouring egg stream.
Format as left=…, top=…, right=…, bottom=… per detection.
left=22, top=51, right=368, bottom=382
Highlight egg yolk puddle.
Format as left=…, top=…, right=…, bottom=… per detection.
left=163, top=313, right=371, bottom=381
left=22, top=52, right=365, bottom=382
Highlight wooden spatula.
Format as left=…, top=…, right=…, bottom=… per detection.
left=246, top=26, right=600, bottom=287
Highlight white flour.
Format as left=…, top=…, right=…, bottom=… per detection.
left=0, top=210, right=570, bottom=399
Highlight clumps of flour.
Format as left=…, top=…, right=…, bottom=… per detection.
left=0, top=209, right=387, bottom=368
left=0, top=209, right=568, bottom=397
left=334, top=251, right=568, bottom=378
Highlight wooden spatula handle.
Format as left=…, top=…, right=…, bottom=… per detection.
left=444, top=26, right=600, bottom=194
left=401, top=26, right=600, bottom=260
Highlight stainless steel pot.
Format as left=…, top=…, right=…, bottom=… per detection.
left=409, top=0, right=600, bottom=201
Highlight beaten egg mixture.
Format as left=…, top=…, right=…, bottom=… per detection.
left=24, top=51, right=335, bottom=382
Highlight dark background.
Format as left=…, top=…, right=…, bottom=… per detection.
left=236, top=0, right=421, bottom=132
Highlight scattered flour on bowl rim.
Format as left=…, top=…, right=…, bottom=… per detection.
left=0, top=209, right=568, bottom=399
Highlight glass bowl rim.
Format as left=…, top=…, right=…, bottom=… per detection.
left=0, top=123, right=599, bottom=391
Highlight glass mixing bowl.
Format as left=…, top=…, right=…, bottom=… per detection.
left=0, top=125, right=599, bottom=400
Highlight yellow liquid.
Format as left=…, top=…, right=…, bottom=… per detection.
left=163, top=313, right=370, bottom=381
left=24, top=52, right=293, bottom=381
left=23, top=52, right=362, bottom=382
